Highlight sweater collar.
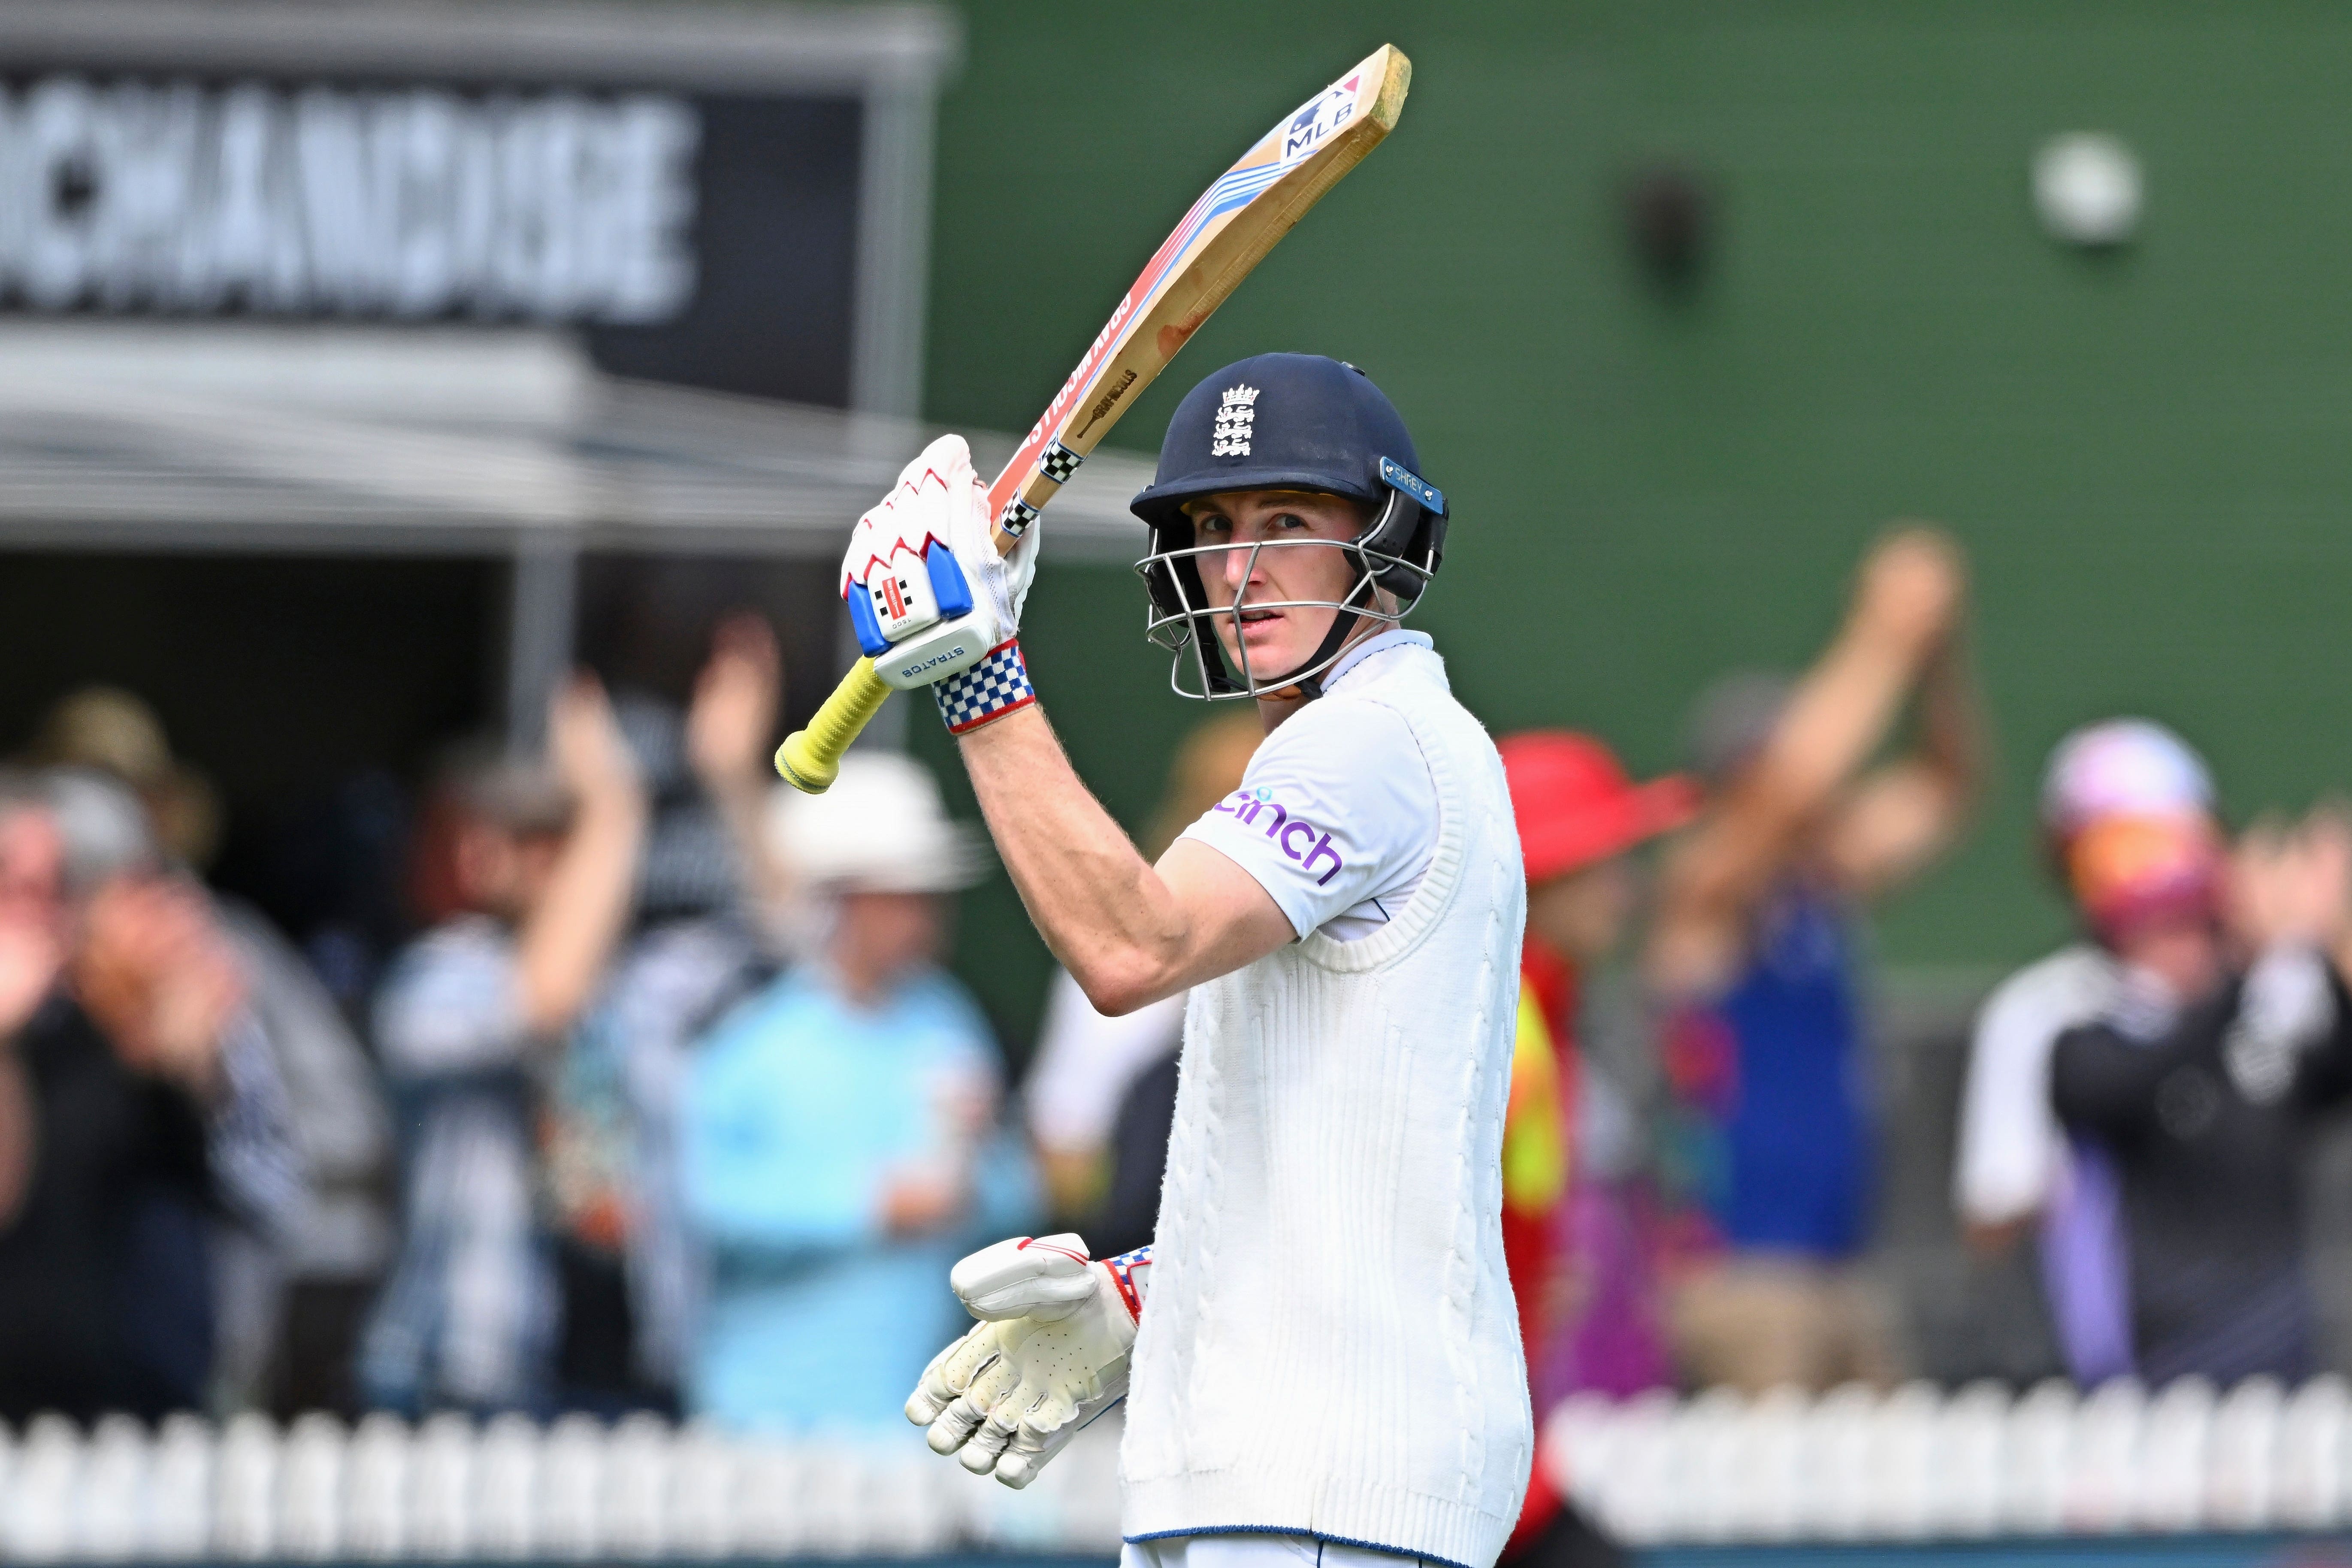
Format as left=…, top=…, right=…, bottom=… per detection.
left=1322, top=628, right=1434, bottom=694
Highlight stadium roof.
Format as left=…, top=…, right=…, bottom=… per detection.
left=0, top=323, right=1157, bottom=561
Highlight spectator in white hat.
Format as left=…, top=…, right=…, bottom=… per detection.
left=1952, top=718, right=2217, bottom=1382
left=680, top=751, right=1025, bottom=1431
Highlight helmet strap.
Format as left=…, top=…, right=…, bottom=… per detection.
left=1255, top=565, right=1380, bottom=702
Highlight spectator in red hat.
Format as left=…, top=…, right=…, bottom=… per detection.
left=1496, top=732, right=1696, bottom=1568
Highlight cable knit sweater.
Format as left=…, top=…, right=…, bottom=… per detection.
left=1121, top=645, right=1531, bottom=1568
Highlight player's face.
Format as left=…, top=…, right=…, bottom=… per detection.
left=833, top=890, right=947, bottom=999
left=1183, top=489, right=1376, bottom=681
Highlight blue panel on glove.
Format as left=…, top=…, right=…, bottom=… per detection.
left=847, top=580, right=892, bottom=658
left=927, top=543, right=976, bottom=620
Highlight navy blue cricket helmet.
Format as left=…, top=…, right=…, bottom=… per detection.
left=1131, top=353, right=1448, bottom=698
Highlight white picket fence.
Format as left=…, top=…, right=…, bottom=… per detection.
left=5, top=1378, right=2349, bottom=1562
left=0, top=1410, right=1124, bottom=1562
left=1548, top=1375, right=2352, bottom=1545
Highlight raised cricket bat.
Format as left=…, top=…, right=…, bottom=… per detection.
left=775, top=43, right=1412, bottom=793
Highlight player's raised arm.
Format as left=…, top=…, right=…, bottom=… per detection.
left=832, top=435, right=1295, bottom=1015
left=961, top=713, right=1293, bottom=1014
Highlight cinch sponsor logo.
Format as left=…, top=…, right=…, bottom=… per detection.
left=1212, top=786, right=1342, bottom=885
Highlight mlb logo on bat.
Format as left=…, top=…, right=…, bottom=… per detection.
left=1212, top=384, right=1259, bottom=457
left=1282, top=84, right=1358, bottom=162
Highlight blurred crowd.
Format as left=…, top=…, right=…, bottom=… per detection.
left=1, top=526, right=2349, bottom=1442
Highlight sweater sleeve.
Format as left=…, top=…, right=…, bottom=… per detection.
left=1177, top=695, right=1436, bottom=940
left=2292, top=961, right=2352, bottom=1108
left=2050, top=988, right=2235, bottom=1140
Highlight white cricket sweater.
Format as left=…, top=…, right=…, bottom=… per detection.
left=1121, top=643, right=1532, bottom=1568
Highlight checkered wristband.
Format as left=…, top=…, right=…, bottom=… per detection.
left=1103, top=1245, right=1151, bottom=1322
left=934, top=638, right=1036, bottom=734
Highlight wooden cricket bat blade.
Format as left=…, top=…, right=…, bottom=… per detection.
left=779, top=45, right=1414, bottom=792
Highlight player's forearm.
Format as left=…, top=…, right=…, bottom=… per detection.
left=1752, top=619, right=1925, bottom=828
left=1910, top=630, right=1987, bottom=808
left=1658, top=623, right=1920, bottom=937
left=517, top=786, right=646, bottom=1036
left=958, top=707, right=1195, bottom=1015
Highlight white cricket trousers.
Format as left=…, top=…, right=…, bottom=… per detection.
left=1123, top=1536, right=1444, bottom=1568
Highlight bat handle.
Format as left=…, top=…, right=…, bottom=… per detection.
left=775, top=658, right=894, bottom=794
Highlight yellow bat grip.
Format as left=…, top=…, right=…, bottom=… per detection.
left=774, top=658, right=894, bottom=794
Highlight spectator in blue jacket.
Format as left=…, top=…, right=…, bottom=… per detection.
left=683, top=752, right=1022, bottom=1432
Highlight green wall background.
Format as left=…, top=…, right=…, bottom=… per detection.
left=909, top=0, right=2352, bottom=1050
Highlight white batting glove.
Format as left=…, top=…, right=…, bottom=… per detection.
left=840, top=434, right=1041, bottom=692
left=905, top=1238, right=1150, bottom=1489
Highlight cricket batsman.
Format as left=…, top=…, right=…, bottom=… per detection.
left=844, top=353, right=1530, bottom=1568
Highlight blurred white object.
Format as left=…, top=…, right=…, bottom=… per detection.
left=215, top=1414, right=281, bottom=1562
left=1, top=1378, right=2344, bottom=1558
left=2004, top=1379, right=2077, bottom=1534
left=2069, top=1379, right=2147, bottom=1532
left=1587, top=1390, right=1674, bottom=1544
left=1816, top=1382, right=1880, bottom=1540
left=148, top=1414, right=216, bottom=1561
left=1678, top=1386, right=1744, bottom=1542
left=475, top=1414, right=541, bottom=1560
left=535, top=1415, right=606, bottom=1560
left=1936, top=1382, right=2011, bottom=1538
left=279, top=1413, right=348, bottom=1560
left=2276, top=1374, right=2349, bottom=1528
left=604, top=1414, right=674, bottom=1560
left=2208, top=1376, right=2284, bottom=1529
left=765, top=752, right=989, bottom=895
left=731, top=1438, right=808, bottom=1560
left=82, top=1414, right=151, bottom=1561
left=2040, top=719, right=2212, bottom=839
left=345, top=1414, right=412, bottom=1562
left=2137, top=1377, right=2213, bottom=1532
left=1871, top=1381, right=1944, bottom=1540
left=1742, top=1388, right=1806, bottom=1541
left=408, top=1414, right=476, bottom=1560
left=2034, top=132, right=2144, bottom=247
left=1544, top=1394, right=1617, bottom=1530
left=12, top=1414, right=79, bottom=1563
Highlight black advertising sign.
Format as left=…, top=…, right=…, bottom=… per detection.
left=0, top=4, right=951, bottom=407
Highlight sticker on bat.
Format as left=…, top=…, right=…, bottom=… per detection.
left=1280, top=80, right=1360, bottom=163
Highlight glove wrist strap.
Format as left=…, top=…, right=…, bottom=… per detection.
left=1103, top=1245, right=1151, bottom=1323
left=936, top=638, right=1036, bottom=735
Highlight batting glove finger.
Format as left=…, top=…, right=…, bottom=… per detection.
left=905, top=1322, right=996, bottom=1426
left=989, top=1387, right=1083, bottom=1490
left=928, top=1340, right=1022, bottom=1456
left=957, top=1389, right=1032, bottom=1474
